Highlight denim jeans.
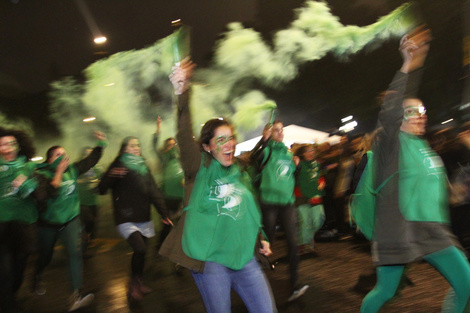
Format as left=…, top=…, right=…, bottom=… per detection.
left=191, top=258, right=277, bottom=313
left=35, top=217, right=83, bottom=291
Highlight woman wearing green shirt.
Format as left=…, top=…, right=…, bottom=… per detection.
left=0, top=127, right=45, bottom=313
left=161, top=59, right=277, bottom=313
left=360, top=28, right=470, bottom=313
left=33, top=131, right=106, bottom=312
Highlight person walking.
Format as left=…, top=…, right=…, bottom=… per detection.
left=160, top=58, right=277, bottom=313
left=33, top=131, right=106, bottom=312
left=99, top=136, right=171, bottom=301
left=359, top=27, right=470, bottom=313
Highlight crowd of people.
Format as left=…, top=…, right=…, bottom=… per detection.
left=1, top=26, right=470, bottom=313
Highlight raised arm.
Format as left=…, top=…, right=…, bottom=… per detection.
left=152, top=116, right=161, bottom=157
left=169, top=59, right=200, bottom=185
left=75, top=131, right=107, bottom=176
left=378, top=27, right=431, bottom=137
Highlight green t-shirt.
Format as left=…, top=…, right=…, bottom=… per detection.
left=77, top=166, right=101, bottom=206
left=259, top=141, right=296, bottom=205
left=297, top=160, right=323, bottom=199
left=37, top=158, right=80, bottom=224
left=0, top=156, right=39, bottom=223
left=398, top=132, right=449, bottom=223
left=182, top=154, right=261, bottom=270
left=162, top=158, right=184, bottom=200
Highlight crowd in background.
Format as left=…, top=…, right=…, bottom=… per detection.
left=2, top=29, right=470, bottom=313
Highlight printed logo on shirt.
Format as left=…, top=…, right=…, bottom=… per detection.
left=276, top=160, right=293, bottom=180
left=208, top=182, right=244, bottom=221
left=420, top=148, right=444, bottom=174
left=2, top=183, right=18, bottom=198
left=61, top=180, right=76, bottom=197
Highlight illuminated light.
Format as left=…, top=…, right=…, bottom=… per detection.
left=171, top=19, right=182, bottom=26
left=459, top=103, right=470, bottom=110
left=341, top=115, right=353, bottom=123
left=339, top=120, right=358, bottom=133
left=83, top=117, right=96, bottom=122
left=104, top=83, right=115, bottom=87
left=94, top=36, right=107, bottom=44
left=31, top=156, right=43, bottom=162
left=218, top=117, right=224, bottom=120
left=441, top=118, right=454, bottom=125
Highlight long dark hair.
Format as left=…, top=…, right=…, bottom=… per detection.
left=0, top=127, right=36, bottom=160
left=294, top=144, right=314, bottom=161
left=118, top=136, right=141, bottom=157
left=45, top=145, right=62, bottom=163
left=199, top=118, right=233, bottom=153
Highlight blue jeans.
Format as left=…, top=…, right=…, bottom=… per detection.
left=191, top=258, right=277, bottom=313
left=35, top=218, right=83, bottom=291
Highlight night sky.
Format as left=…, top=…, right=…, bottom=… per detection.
left=0, top=0, right=465, bottom=137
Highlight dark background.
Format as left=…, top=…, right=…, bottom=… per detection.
left=0, top=0, right=466, bottom=137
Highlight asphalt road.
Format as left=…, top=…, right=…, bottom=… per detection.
left=15, top=197, right=458, bottom=313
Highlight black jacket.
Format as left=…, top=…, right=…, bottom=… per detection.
left=98, top=158, right=168, bottom=225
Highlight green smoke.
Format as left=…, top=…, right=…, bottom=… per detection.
left=48, top=1, right=416, bottom=160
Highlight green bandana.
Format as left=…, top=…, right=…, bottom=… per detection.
left=120, top=153, right=148, bottom=176
left=182, top=153, right=262, bottom=270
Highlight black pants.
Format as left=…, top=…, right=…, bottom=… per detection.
left=260, top=202, right=299, bottom=290
left=158, top=198, right=182, bottom=248
left=0, top=222, right=37, bottom=312
left=127, top=231, right=148, bottom=277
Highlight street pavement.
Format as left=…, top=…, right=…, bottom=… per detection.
left=15, top=197, right=456, bottom=313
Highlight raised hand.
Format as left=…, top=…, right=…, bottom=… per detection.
left=400, top=25, right=432, bottom=73
left=169, top=57, right=196, bottom=95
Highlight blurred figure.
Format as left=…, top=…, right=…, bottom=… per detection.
left=251, top=121, right=309, bottom=302
left=0, top=127, right=46, bottom=313
left=76, top=147, right=102, bottom=255
left=33, top=131, right=106, bottom=312
left=99, top=136, right=171, bottom=301
left=294, top=144, right=326, bottom=255
left=332, top=135, right=355, bottom=236
left=160, top=59, right=277, bottom=313
left=360, top=28, right=470, bottom=313
left=446, top=122, right=470, bottom=256
left=152, top=116, right=184, bottom=249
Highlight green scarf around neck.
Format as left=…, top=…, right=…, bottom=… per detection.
left=120, top=153, right=148, bottom=175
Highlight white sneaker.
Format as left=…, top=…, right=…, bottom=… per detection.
left=287, top=285, right=309, bottom=302
left=68, top=292, right=94, bottom=311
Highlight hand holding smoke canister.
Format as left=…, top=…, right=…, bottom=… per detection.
left=172, top=22, right=191, bottom=66
left=170, top=59, right=195, bottom=95
left=266, top=108, right=277, bottom=128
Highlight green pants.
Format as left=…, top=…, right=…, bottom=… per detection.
left=35, top=218, right=83, bottom=291
left=361, top=245, right=470, bottom=313
left=297, top=204, right=325, bottom=245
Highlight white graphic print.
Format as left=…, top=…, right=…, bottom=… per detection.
left=3, top=184, right=18, bottom=197
left=208, top=180, right=243, bottom=220
left=420, top=148, right=444, bottom=174
left=1, top=166, right=18, bottom=197
left=276, top=160, right=293, bottom=181
left=61, top=180, right=76, bottom=197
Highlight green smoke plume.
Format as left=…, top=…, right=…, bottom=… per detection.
left=48, top=1, right=416, bottom=161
